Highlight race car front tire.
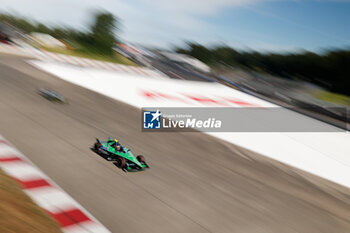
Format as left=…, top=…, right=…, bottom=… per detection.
left=137, top=155, right=145, bottom=162
left=116, top=157, right=126, bottom=168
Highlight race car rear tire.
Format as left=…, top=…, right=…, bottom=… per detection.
left=94, top=143, right=100, bottom=151
left=116, top=157, right=126, bottom=168
left=137, top=155, right=145, bottom=162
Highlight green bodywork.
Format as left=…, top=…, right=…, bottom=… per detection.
left=101, top=141, right=148, bottom=170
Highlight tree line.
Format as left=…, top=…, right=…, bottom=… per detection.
left=176, top=43, right=350, bottom=96
left=0, top=12, right=118, bottom=55
left=2, top=12, right=349, bottom=95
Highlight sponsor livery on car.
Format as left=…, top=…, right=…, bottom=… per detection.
left=93, top=138, right=149, bottom=172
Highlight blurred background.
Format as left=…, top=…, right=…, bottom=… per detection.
left=0, top=0, right=348, bottom=126
left=0, top=1, right=350, bottom=233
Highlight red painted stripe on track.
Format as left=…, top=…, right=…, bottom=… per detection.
left=15, top=178, right=52, bottom=189
left=104, top=62, right=119, bottom=71
left=0, top=156, right=23, bottom=162
left=56, top=54, right=77, bottom=66
left=115, top=64, right=128, bottom=73
left=47, top=208, right=92, bottom=227
left=129, top=66, right=143, bottom=75
left=0, top=139, right=9, bottom=145
left=95, top=61, right=111, bottom=70
left=82, top=57, right=102, bottom=69
left=66, top=55, right=86, bottom=67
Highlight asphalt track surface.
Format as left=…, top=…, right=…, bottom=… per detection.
left=1, top=54, right=350, bottom=233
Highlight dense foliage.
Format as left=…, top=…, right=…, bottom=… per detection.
left=0, top=11, right=118, bottom=54
left=177, top=43, right=350, bottom=96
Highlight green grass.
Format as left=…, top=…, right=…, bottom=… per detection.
left=42, top=46, right=137, bottom=66
left=313, top=90, right=350, bottom=107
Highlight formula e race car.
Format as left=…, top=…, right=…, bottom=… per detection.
left=38, top=88, right=67, bottom=103
left=92, top=138, right=149, bottom=172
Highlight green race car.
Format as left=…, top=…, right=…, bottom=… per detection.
left=93, top=138, right=149, bottom=172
